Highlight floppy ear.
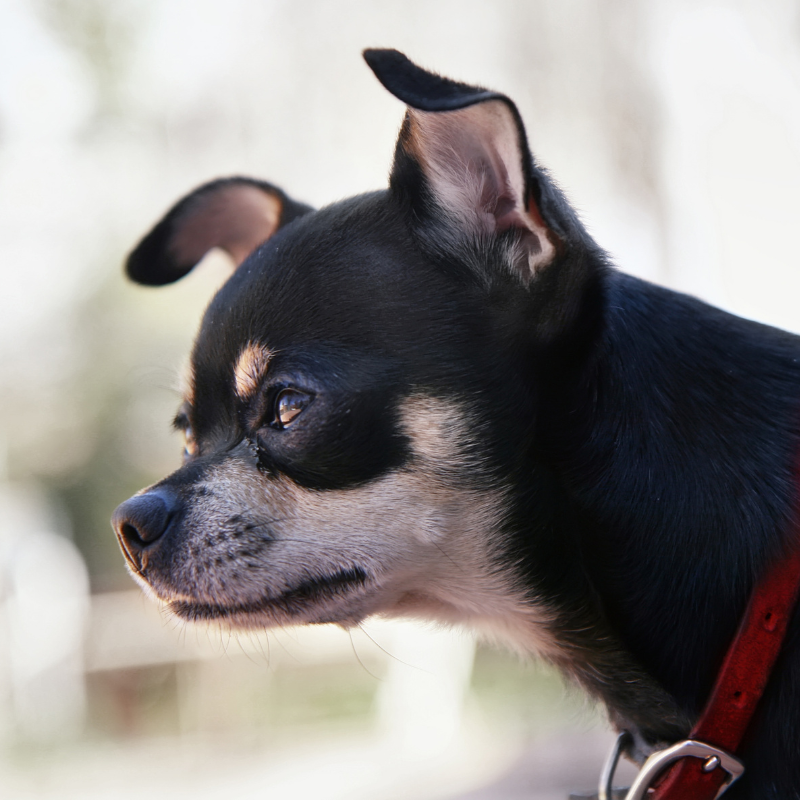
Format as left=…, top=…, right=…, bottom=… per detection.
left=126, top=177, right=313, bottom=286
left=364, top=49, right=559, bottom=283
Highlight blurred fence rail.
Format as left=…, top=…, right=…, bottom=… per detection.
left=85, top=589, right=384, bottom=672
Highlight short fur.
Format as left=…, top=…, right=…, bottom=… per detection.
left=112, top=50, right=800, bottom=798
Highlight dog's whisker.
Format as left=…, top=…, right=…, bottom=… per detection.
left=431, top=540, right=468, bottom=576
left=346, top=628, right=382, bottom=681
left=355, top=622, right=420, bottom=671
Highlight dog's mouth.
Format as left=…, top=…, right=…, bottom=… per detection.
left=166, top=566, right=370, bottom=623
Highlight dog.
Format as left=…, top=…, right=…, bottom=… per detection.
left=112, top=50, right=800, bottom=798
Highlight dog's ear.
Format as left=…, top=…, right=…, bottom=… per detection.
left=364, top=49, right=559, bottom=283
left=126, top=177, right=313, bottom=286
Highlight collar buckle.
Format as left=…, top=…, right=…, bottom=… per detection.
left=594, top=732, right=744, bottom=800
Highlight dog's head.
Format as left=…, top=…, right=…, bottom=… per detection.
left=112, top=50, right=602, bottom=647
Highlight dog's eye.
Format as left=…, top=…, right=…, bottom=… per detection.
left=182, top=425, right=198, bottom=460
left=272, top=388, right=312, bottom=429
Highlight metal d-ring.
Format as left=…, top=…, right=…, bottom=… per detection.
left=598, top=731, right=633, bottom=800
left=594, top=733, right=745, bottom=800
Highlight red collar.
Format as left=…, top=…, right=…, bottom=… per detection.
left=600, top=539, right=800, bottom=799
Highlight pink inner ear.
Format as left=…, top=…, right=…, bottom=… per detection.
left=170, top=185, right=283, bottom=268
left=407, top=102, right=557, bottom=276
left=409, top=105, right=524, bottom=236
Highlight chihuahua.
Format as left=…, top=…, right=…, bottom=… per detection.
left=112, top=50, right=800, bottom=798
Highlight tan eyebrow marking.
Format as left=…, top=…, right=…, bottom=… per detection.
left=234, top=342, right=274, bottom=399
left=178, top=358, right=195, bottom=406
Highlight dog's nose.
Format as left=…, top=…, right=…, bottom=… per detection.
left=112, top=491, right=178, bottom=569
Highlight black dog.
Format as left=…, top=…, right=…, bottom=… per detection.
left=112, top=50, right=800, bottom=798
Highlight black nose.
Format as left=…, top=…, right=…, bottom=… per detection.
left=112, top=491, right=178, bottom=570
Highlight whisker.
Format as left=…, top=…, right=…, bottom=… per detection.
left=348, top=628, right=382, bottom=681
left=356, top=623, right=423, bottom=671
left=233, top=630, right=259, bottom=666
left=432, top=540, right=467, bottom=575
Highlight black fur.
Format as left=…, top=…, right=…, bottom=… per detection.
left=114, top=51, right=800, bottom=798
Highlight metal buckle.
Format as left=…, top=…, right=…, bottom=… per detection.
left=592, top=732, right=744, bottom=800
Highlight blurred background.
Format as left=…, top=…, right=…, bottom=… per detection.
left=2, top=0, right=800, bottom=798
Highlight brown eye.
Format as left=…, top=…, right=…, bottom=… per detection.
left=273, top=388, right=312, bottom=429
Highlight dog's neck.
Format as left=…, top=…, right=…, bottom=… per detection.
left=533, top=268, right=800, bottom=733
